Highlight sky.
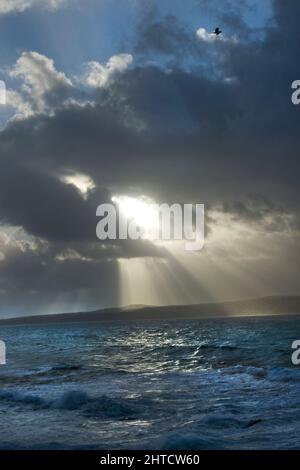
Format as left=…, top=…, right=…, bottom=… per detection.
left=0, top=0, right=299, bottom=317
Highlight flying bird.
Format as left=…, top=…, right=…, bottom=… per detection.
left=213, top=27, right=222, bottom=36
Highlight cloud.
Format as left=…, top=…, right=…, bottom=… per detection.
left=135, top=13, right=192, bottom=57
left=0, top=155, right=97, bottom=241
left=9, top=51, right=73, bottom=116
left=83, top=54, right=133, bottom=88
left=5, top=88, right=33, bottom=119
left=219, top=195, right=296, bottom=234
left=0, top=0, right=67, bottom=15
left=196, top=27, right=217, bottom=42
left=6, top=51, right=133, bottom=121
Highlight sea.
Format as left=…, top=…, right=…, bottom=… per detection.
left=0, top=315, right=299, bottom=450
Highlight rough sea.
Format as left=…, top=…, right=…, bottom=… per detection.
left=0, top=315, right=299, bottom=450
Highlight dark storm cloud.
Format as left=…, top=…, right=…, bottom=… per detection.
left=0, top=98, right=141, bottom=181
left=0, top=0, right=299, bottom=208
left=0, top=240, right=114, bottom=294
left=0, top=242, right=122, bottom=316
left=1, top=0, right=299, bottom=225
left=0, top=156, right=99, bottom=241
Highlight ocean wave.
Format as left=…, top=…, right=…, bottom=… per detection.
left=219, top=364, right=300, bottom=385
left=222, top=364, right=268, bottom=379
left=198, top=411, right=263, bottom=429
left=0, top=389, right=144, bottom=419
left=0, top=390, right=48, bottom=408
left=192, top=344, right=240, bottom=354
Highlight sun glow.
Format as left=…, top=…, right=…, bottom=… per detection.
left=112, top=195, right=160, bottom=240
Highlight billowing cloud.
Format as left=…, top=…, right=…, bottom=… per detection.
left=9, top=51, right=72, bottom=116
left=83, top=54, right=133, bottom=88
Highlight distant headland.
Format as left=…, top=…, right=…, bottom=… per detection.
left=0, top=296, right=300, bottom=327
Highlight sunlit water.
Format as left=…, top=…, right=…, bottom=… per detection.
left=0, top=315, right=299, bottom=449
